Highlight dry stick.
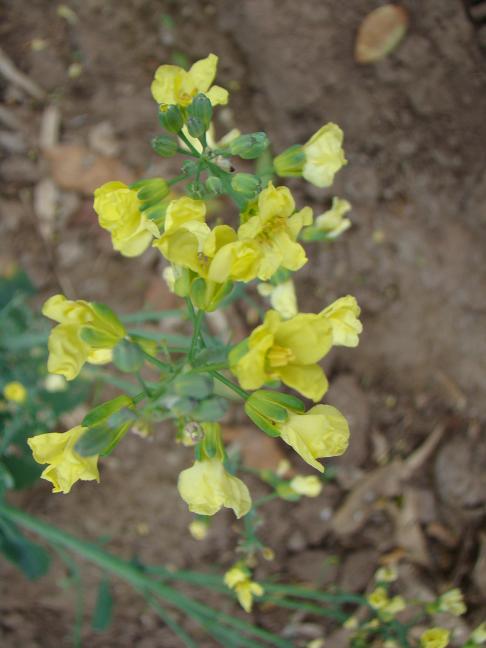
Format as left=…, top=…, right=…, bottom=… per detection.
left=0, top=47, right=46, bottom=100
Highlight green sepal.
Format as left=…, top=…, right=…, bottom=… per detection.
left=82, top=395, right=134, bottom=428
left=198, top=422, right=225, bottom=461
left=90, top=303, right=125, bottom=337
left=244, top=403, right=281, bottom=438
left=80, top=326, right=118, bottom=348
left=253, top=389, right=305, bottom=413
left=247, top=391, right=289, bottom=423
left=300, top=227, right=332, bottom=243
left=173, top=373, right=213, bottom=400
left=229, top=132, right=269, bottom=160
left=276, top=482, right=300, bottom=502
left=112, top=340, right=144, bottom=373
left=273, top=144, right=305, bottom=177
left=190, top=276, right=208, bottom=310
left=75, top=419, right=132, bottom=457
left=136, top=178, right=169, bottom=202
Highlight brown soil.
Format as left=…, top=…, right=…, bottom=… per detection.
left=1, top=1, right=485, bottom=646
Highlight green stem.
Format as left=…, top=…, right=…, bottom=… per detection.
left=168, top=173, right=187, bottom=186
left=177, top=146, right=198, bottom=158
left=189, top=310, right=204, bottom=364
left=211, top=372, right=249, bottom=400
left=178, top=131, right=201, bottom=157
left=140, top=348, right=172, bottom=372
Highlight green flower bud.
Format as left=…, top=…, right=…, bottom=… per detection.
left=231, top=173, right=261, bottom=197
left=205, top=175, right=223, bottom=196
left=158, top=104, right=185, bottom=133
left=273, top=144, right=305, bottom=177
left=187, top=116, right=206, bottom=139
left=181, top=159, right=199, bottom=177
left=134, top=178, right=169, bottom=206
left=188, top=93, right=213, bottom=129
left=151, top=135, right=178, bottom=158
left=229, top=132, right=269, bottom=159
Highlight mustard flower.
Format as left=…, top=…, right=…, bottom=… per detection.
left=420, top=628, right=450, bottom=648
left=257, top=279, right=298, bottom=319
left=289, top=475, right=323, bottom=497
left=177, top=458, right=251, bottom=518
left=28, top=426, right=99, bottom=494
left=321, top=295, right=362, bottom=347
left=3, top=381, right=27, bottom=404
left=374, top=565, right=398, bottom=583
left=43, top=294, right=125, bottom=380
left=151, top=53, right=228, bottom=107
left=367, top=587, right=390, bottom=610
left=314, top=197, right=352, bottom=238
left=437, top=588, right=466, bottom=616
left=303, top=123, right=347, bottom=188
left=93, top=181, right=160, bottom=257
left=279, top=405, right=349, bottom=473
left=209, top=183, right=313, bottom=282
left=224, top=564, right=264, bottom=613
left=230, top=309, right=333, bottom=402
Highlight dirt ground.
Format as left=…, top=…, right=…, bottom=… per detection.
left=1, top=1, right=485, bottom=646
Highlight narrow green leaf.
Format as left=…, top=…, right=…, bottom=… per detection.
left=92, top=577, right=114, bottom=631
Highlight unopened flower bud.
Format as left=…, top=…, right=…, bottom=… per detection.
left=273, top=144, right=305, bottom=177
left=229, top=132, right=269, bottom=159
left=187, top=116, right=206, bottom=139
left=231, top=173, right=261, bottom=197
left=188, top=93, right=213, bottom=129
left=158, top=104, right=185, bottom=133
left=151, top=135, right=178, bottom=158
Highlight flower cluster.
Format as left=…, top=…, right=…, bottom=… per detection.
left=28, top=54, right=360, bottom=572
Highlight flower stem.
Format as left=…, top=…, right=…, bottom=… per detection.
left=211, top=371, right=249, bottom=400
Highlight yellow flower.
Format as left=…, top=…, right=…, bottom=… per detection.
left=28, top=426, right=99, bottom=494
left=314, top=197, right=352, bottom=238
left=343, top=616, right=358, bottom=630
left=367, top=587, right=389, bottom=610
left=303, top=123, right=347, bottom=188
left=257, top=279, right=298, bottom=319
left=321, top=296, right=362, bottom=347
left=230, top=309, right=332, bottom=401
left=382, top=595, right=406, bottom=617
left=375, top=565, right=398, bottom=583
left=224, top=565, right=264, bottom=613
left=44, top=374, right=67, bottom=393
left=289, top=475, right=323, bottom=497
left=279, top=405, right=349, bottom=473
left=3, top=381, right=27, bottom=404
left=151, top=53, right=228, bottom=107
left=93, top=181, right=160, bottom=257
left=438, top=588, right=466, bottom=616
left=177, top=458, right=251, bottom=518
left=209, top=183, right=313, bottom=282
left=43, top=294, right=125, bottom=380
left=188, top=520, right=208, bottom=541
left=420, top=628, right=450, bottom=648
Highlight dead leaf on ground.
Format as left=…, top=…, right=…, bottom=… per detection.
left=355, top=5, right=409, bottom=64
left=44, top=144, right=135, bottom=195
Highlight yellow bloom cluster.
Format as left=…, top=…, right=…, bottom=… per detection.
left=93, top=181, right=160, bottom=257
left=314, top=197, right=352, bottom=239
left=28, top=426, right=99, bottom=494
left=3, top=381, right=27, bottom=404
left=230, top=296, right=361, bottom=402
left=178, top=458, right=251, bottom=518
left=42, top=295, right=125, bottom=380
left=420, top=628, right=450, bottom=648
left=224, top=564, right=264, bottom=613
left=151, top=53, right=228, bottom=108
